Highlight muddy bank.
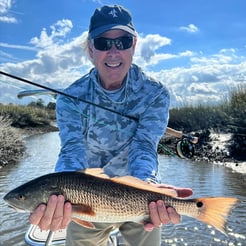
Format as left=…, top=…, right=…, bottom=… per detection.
left=0, top=124, right=58, bottom=168
left=159, top=129, right=246, bottom=174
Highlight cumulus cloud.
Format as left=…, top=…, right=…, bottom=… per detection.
left=148, top=61, right=246, bottom=107
left=180, top=24, right=199, bottom=33
left=0, top=19, right=245, bottom=107
left=133, top=34, right=173, bottom=68
left=137, top=34, right=171, bottom=61
left=30, top=19, right=73, bottom=48
left=1, top=19, right=92, bottom=91
left=0, top=0, right=17, bottom=23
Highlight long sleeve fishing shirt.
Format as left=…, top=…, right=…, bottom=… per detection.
left=55, top=64, right=170, bottom=182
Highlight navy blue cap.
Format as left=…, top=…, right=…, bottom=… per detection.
left=89, top=5, right=137, bottom=39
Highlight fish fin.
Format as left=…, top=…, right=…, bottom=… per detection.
left=195, top=197, right=239, bottom=234
left=111, top=176, right=177, bottom=197
left=82, top=168, right=110, bottom=179
left=71, top=217, right=95, bottom=229
left=82, top=168, right=177, bottom=197
left=72, top=204, right=96, bottom=217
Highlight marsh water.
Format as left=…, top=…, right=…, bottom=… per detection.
left=0, top=132, right=245, bottom=245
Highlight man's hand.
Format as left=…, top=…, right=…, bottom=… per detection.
left=144, top=185, right=193, bottom=231
left=29, top=195, right=72, bottom=231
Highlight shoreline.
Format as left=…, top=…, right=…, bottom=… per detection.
left=1, top=125, right=245, bottom=175
left=159, top=130, right=246, bottom=175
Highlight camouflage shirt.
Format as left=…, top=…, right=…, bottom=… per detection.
left=55, top=64, right=170, bottom=182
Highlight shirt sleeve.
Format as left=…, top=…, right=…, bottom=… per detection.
left=128, top=88, right=170, bottom=182
left=55, top=95, right=88, bottom=172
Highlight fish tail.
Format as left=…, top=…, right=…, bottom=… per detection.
left=195, top=197, right=239, bottom=234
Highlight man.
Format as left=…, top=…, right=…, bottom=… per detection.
left=29, top=5, right=192, bottom=246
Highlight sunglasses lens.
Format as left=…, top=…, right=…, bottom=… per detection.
left=93, top=38, right=111, bottom=51
left=93, top=36, right=133, bottom=51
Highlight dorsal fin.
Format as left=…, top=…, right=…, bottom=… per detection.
left=81, top=168, right=110, bottom=179
left=111, top=176, right=177, bottom=197
left=82, top=168, right=177, bottom=197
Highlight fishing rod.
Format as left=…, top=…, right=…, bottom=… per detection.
left=0, top=71, right=138, bottom=121
left=0, top=70, right=198, bottom=158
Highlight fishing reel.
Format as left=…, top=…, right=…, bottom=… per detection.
left=176, top=137, right=195, bottom=159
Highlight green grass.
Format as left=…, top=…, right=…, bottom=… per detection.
left=168, top=84, right=246, bottom=133
left=0, top=116, right=25, bottom=167
left=0, top=102, right=55, bottom=128
left=0, top=101, right=56, bottom=167
left=167, top=84, right=246, bottom=160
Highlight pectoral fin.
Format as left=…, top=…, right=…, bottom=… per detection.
left=71, top=204, right=96, bottom=229
left=72, top=204, right=95, bottom=216
left=71, top=217, right=95, bottom=229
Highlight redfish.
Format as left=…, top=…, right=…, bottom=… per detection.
left=3, top=168, right=239, bottom=234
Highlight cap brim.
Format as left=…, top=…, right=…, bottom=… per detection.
left=89, top=24, right=137, bottom=39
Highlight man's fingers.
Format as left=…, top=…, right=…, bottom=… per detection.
left=28, top=195, right=71, bottom=231
left=167, top=207, right=181, bottom=224
left=29, top=204, right=46, bottom=225
left=38, top=195, right=58, bottom=230
left=60, top=202, right=72, bottom=229
left=49, top=195, right=65, bottom=231
left=176, top=188, right=193, bottom=198
left=149, top=201, right=170, bottom=227
left=156, top=200, right=171, bottom=224
left=150, top=183, right=193, bottom=198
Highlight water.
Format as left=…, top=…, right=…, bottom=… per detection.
left=0, top=132, right=245, bottom=246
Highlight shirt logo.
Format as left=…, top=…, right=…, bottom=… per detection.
left=108, top=9, right=118, bottom=18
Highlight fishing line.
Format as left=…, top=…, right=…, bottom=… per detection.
left=0, top=71, right=138, bottom=122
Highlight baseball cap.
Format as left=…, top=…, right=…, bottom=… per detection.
left=89, top=5, right=137, bottom=39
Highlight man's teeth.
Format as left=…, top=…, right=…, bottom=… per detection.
left=106, top=63, right=121, bottom=67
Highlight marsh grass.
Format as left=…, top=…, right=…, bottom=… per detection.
left=0, top=116, right=25, bottom=167
left=167, top=84, right=246, bottom=160
left=0, top=102, right=56, bottom=167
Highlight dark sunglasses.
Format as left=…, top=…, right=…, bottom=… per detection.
left=92, top=36, right=134, bottom=51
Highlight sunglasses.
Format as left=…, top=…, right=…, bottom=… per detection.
left=92, top=36, right=134, bottom=51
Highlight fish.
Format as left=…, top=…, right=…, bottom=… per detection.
left=3, top=168, right=239, bottom=234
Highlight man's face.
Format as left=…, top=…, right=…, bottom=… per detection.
left=89, top=29, right=137, bottom=90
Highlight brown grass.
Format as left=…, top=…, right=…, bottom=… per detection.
left=0, top=116, right=25, bottom=167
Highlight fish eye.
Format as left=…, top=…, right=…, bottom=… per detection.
left=196, top=201, right=203, bottom=208
left=18, top=194, right=25, bottom=200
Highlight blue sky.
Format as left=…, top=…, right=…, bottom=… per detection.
left=0, top=0, right=245, bottom=107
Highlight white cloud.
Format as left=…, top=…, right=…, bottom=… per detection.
left=0, top=21, right=245, bottom=107
left=148, top=62, right=246, bottom=107
left=0, top=0, right=11, bottom=14
left=0, top=0, right=17, bottom=23
left=134, top=34, right=172, bottom=67
left=180, top=24, right=199, bottom=33
left=30, top=19, right=73, bottom=48
left=0, top=42, right=38, bottom=51
left=0, top=16, right=16, bottom=23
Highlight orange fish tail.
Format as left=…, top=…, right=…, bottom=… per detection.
left=195, top=197, right=239, bottom=234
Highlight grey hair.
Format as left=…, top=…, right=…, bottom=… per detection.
left=81, top=33, right=94, bottom=63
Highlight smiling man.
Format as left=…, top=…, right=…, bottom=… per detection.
left=29, top=5, right=192, bottom=246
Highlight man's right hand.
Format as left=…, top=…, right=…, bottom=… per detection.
left=29, top=195, right=72, bottom=231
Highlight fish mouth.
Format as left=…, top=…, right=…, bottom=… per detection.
left=7, top=204, right=26, bottom=213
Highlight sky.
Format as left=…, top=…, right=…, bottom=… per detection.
left=0, top=0, right=246, bottom=107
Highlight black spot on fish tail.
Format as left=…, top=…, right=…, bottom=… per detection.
left=196, top=201, right=203, bottom=208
